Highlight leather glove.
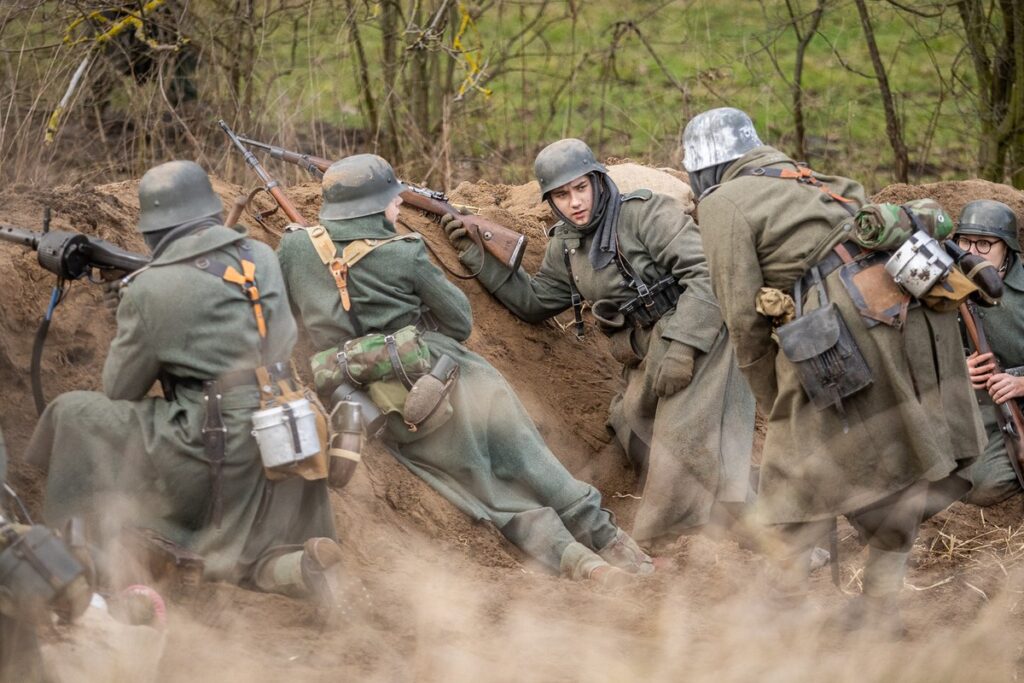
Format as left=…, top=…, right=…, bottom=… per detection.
left=441, top=213, right=474, bottom=252
left=653, top=342, right=696, bottom=397
left=102, top=279, right=124, bottom=314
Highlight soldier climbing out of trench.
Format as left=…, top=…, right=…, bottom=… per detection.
left=442, top=138, right=757, bottom=548
left=276, top=153, right=655, bottom=584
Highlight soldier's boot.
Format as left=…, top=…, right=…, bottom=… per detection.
left=560, top=542, right=634, bottom=587
left=841, top=547, right=908, bottom=639
left=254, top=538, right=373, bottom=621
left=596, top=529, right=656, bottom=575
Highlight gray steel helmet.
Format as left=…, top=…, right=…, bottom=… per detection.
left=137, top=160, right=223, bottom=233
left=534, top=138, right=608, bottom=197
left=682, top=107, right=763, bottom=173
left=958, top=200, right=1020, bottom=252
left=320, top=154, right=406, bottom=221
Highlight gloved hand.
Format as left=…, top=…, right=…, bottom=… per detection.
left=653, top=342, right=696, bottom=397
left=102, top=279, right=125, bottom=314
left=441, top=213, right=474, bottom=252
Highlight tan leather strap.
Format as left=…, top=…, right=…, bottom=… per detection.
left=303, top=226, right=419, bottom=311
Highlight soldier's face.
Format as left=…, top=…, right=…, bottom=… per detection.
left=549, top=175, right=593, bottom=226
left=385, top=195, right=403, bottom=224
left=958, top=235, right=1008, bottom=273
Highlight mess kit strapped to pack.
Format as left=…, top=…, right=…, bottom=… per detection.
left=744, top=165, right=1002, bottom=420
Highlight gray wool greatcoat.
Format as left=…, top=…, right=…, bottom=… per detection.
left=26, top=225, right=335, bottom=580
left=277, top=215, right=619, bottom=571
left=698, top=146, right=985, bottom=524
left=963, top=253, right=1024, bottom=504
left=466, top=189, right=756, bottom=543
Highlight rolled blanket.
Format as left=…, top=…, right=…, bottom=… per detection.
left=853, top=198, right=954, bottom=251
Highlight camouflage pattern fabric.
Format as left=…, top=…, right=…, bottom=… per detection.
left=852, top=198, right=955, bottom=251
left=310, top=325, right=431, bottom=392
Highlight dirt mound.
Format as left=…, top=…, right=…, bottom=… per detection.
left=2, top=172, right=1024, bottom=681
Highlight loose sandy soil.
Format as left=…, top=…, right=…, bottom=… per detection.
left=1, top=171, right=1022, bottom=681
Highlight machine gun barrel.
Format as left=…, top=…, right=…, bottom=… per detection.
left=0, top=224, right=148, bottom=279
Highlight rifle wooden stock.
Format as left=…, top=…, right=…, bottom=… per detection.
left=239, top=137, right=527, bottom=271
left=960, top=301, right=1024, bottom=487
left=400, top=191, right=526, bottom=271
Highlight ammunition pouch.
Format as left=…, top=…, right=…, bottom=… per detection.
left=402, top=354, right=459, bottom=432
left=778, top=266, right=872, bottom=419
left=0, top=522, right=85, bottom=619
left=617, top=276, right=684, bottom=329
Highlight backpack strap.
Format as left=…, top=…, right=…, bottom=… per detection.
left=194, top=241, right=267, bottom=341
left=739, top=165, right=857, bottom=215
left=303, top=225, right=419, bottom=311
left=562, top=246, right=585, bottom=340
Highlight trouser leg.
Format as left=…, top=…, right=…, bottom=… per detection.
left=765, top=519, right=832, bottom=601
left=921, top=473, right=972, bottom=521
left=554, top=486, right=618, bottom=551
left=847, top=480, right=928, bottom=598
left=501, top=507, right=579, bottom=573
left=250, top=546, right=307, bottom=598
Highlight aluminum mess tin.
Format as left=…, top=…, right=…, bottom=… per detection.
left=251, top=398, right=322, bottom=469
left=884, top=230, right=954, bottom=299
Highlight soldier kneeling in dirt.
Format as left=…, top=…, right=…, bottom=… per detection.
left=958, top=201, right=1024, bottom=505
left=24, top=161, right=347, bottom=605
left=687, top=107, right=985, bottom=632
left=443, top=138, right=757, bottom=547
left=277, top=154, right=653, bottom=584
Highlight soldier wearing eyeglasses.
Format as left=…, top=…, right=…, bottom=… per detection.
left=958, top=200, right=1024, bottom=505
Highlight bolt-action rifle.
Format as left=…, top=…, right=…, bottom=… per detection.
left=237, top=136, right=527, bottom=273
left=960, top=300, right=1024, bottom=488
left=0, top=210, right=149, bottom=414
left=219, top=120, right=310, bottom=227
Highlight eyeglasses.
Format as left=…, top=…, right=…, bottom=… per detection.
left=956, top=236, right=1000, bottom=255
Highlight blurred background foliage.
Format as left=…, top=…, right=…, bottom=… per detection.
left=0, top=0, right=1019, bottom=191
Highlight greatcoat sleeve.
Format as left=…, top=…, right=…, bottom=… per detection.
left=463, top=239, right=573, bottom=323
left=413, top=243, right=474, bottom=342
left=635, top=195, right=723, bottom=353
left=700, top=194, right=778, bottom=407
left=102, top=294, right=161, bottom=400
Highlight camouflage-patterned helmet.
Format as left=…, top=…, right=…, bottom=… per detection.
left=681, top=107, right=763, bottom=173
left=534, top=138, right=608, bottom=197
left=137, top=160, right=222, bottom=233
left=957, top=200, right=1020, bottom=252
left=320, top=154, right=406, bottom=221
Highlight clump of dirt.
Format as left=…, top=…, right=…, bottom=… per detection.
left=2, top=170, right=1023, bottom=681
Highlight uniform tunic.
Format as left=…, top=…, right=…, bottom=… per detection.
left=963, top=254, right=1024, bottom=504
left=699, top=146, right=985, bottom=524
left=466, top=190, right=756, bottom=542
left=277, top=215, right=618, bottom=571
left=25, top=226, right=335, bottom=580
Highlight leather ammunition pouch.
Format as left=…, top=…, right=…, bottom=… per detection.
left=838, top=252, right=910, bottom=329
left=778, top=266, right=872, bottom=419
left=617, top=276, right=684, bottom=329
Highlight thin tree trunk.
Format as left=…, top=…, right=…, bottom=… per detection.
left=345, top=0, right=378, bottom=137
left=854, top=0, right=909, bottom=182
left=787, top=0, right=825, bottom=162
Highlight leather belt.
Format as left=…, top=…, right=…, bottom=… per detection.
left=795, top=240, right=862, bottom=295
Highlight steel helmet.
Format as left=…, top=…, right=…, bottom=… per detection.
left=320, top=154, right=407, bottom=221
left=957, top=200, right=1020, bottom=252
left=534, top=138, right=608, bottom=197
left=137, top=160, right=222, bottom=233
left=681, top=107, right=763, bottom=173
